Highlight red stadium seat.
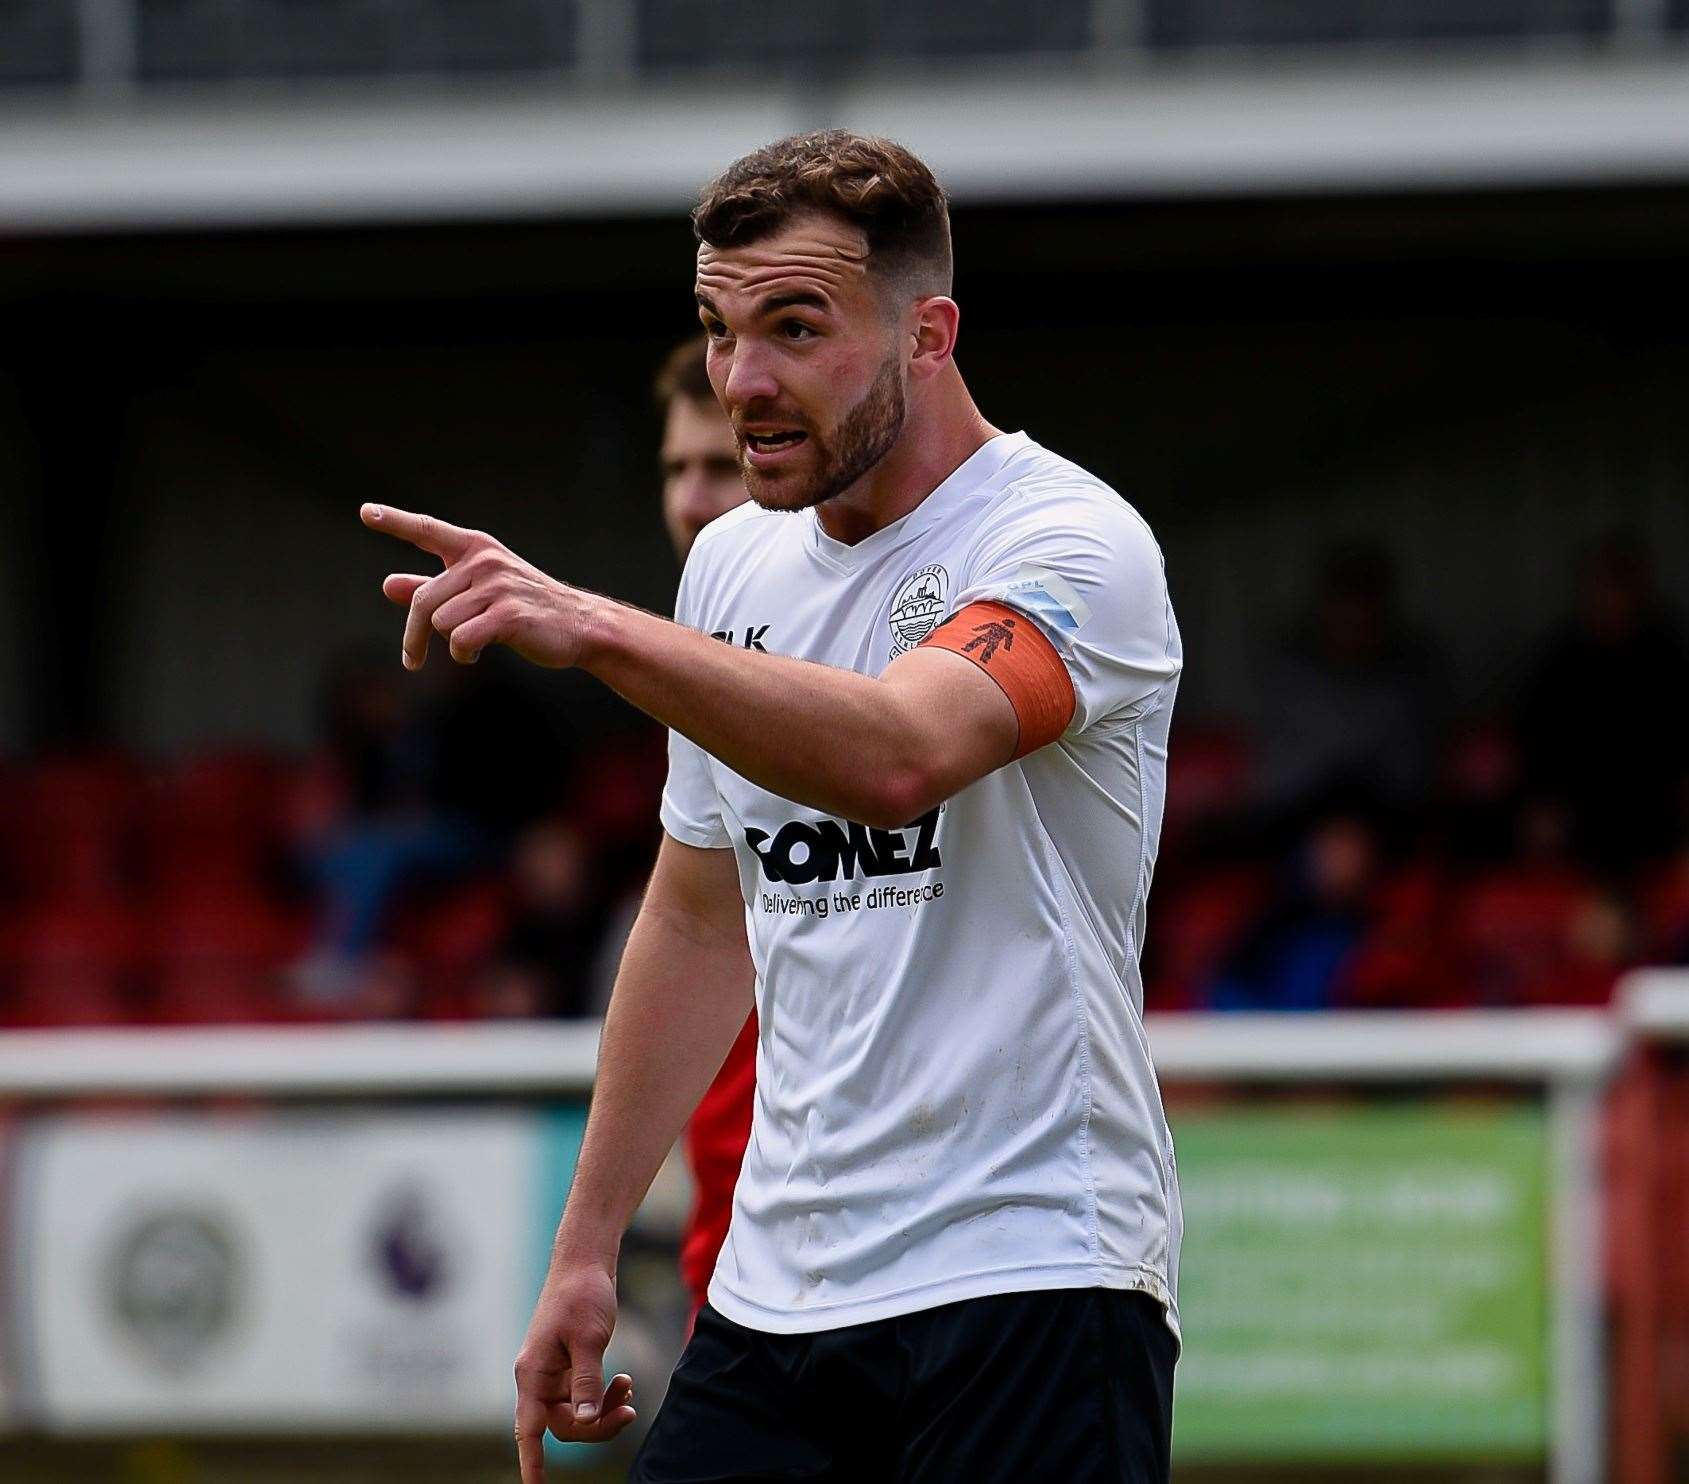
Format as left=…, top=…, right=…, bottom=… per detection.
left=392, top=877, right=511, bottom=1019
left=1161, top=722, right=1253, bottom=850
left=1455, top=865, right=1598, bottom=1007
left=569, top=729, right=667, bottom=848
left=141, top=750, right=284, bottom=894
left=1145, top=865, right=1269, bottom=1009
left=145, top=882, right=306, bottom=1024
left=0, top=752, right=139, bottom=904
left=1, top=897, right=143, bottom=1026
left=1341, top=861, right=1467, bottom=1009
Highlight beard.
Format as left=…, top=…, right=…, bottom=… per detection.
left=740, top=356, right=907, bottom=514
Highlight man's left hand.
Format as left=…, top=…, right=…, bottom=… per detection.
left=361, top=504, right=590, bottom=670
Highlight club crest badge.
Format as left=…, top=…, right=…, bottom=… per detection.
left=888, top=564, right=949, bottom=655
left=105, top=1208, right=241, bottom=1373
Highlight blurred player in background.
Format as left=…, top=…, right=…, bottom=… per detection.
left=365, top=129, right=1182, bottom=1483
left=654, top=335, right=749, bottom=559
left=652, top=335, right=757, bottom=1325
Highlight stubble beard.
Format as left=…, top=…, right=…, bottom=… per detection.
left=740, top=356, right=907, bottom=514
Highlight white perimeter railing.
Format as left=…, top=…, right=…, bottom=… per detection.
left=1617, top=967, right=1689, bottom=1048
left=4, top=994, right=1686, bottom=1484
left=0, top=1008, right=1620, bottom=1101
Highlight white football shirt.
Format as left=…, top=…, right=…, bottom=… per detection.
left=661, top=431, right=1184, bottom=1337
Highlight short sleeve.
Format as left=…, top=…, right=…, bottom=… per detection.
left=951, top=482, right=1181, bottom=736
left=661, top=730, right=733, bottom=848
left=659, top=553, right=733, bottom=849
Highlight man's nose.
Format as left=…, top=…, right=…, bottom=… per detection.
left=722, top=341, right=779, bottom=408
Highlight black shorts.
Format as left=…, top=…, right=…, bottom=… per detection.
left=629, top=1287, right=1176, bottom=1484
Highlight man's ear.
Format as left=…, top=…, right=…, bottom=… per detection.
left=907, top=297, right=960, bottom=382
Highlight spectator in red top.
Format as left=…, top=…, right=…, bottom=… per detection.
left=652, top=337, right=755, bottom=1321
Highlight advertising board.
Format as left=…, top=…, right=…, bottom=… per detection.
left=1171, top=1103, right=1551, bottom=1463
left=11, top=1110, right=540, bottom=1431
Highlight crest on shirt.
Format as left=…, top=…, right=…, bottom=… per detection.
left=888, top=565, right=949, bottom=655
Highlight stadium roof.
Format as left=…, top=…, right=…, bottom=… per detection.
left=4, top=54, right=1689, bottom=233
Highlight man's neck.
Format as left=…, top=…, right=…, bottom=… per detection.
left=815, top=372, right=1002, bottom=547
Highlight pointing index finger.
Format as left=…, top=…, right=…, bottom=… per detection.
left=361, top=503, right=473, bottom=561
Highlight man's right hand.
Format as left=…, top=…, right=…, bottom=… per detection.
left=511, top=836, right=754, bottom=1479
left=513, top=1263, right=636, bottom=1482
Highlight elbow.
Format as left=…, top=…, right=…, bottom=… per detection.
left=859, top=766, right=946, bottom=831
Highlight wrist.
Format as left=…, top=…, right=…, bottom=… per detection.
left=551, top=1212, right=623, bottom=1276
left=571, top=590, right=626, bottom=673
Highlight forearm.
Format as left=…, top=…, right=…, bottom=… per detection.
left=359, top=509, right=1014, bottom=824
left=552, top=892, right=754, bottom=1271
left=581, top=599, right=967, bottom=828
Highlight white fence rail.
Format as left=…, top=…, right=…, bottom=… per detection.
left=0, top=1008, right=1618, bottom=1099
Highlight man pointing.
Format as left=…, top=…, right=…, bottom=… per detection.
left=366, top=130, right=1183, bottom=1483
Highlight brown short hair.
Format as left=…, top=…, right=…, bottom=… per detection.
left=652, top=334, right=714, bottom=410
left=693, top=130, right=952, bottom=298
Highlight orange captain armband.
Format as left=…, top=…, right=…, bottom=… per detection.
left=919, top=600, right=1077, bottom=759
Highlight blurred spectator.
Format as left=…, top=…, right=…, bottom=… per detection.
left=1438, top=719, right=1524, bottom=864
left=318, top=651, right=428, bottom=814
left=293, top=653, right=488, bottom=1006
left=1143, top=862, right=1269, bottom=1011
left=1257, top=544, right=1437, bottom=829
left=470, top=819, right=602, bottom=1019
left=1209, top=811, right=1380, bottom=1011
left=1542, top=890, right=1635, bottom=1006
left=431, top=659, right=576, bottom=837
left=1516, top=534, right=1689, bottom=871
left=1454, top=798, right=1615, bottom=1007
left=1342, top=856, right=1461, bottom=1010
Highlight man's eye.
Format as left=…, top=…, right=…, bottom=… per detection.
left=781, top=321, right=817, bottom=341
left=704, top=319, right=730, bottom=340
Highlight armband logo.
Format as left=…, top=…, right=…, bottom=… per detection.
left=888, top=564, right=949, bottom=655
left=962, top=617, right=1017, bottom=663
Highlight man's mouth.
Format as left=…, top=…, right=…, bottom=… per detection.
left=744, top=430, right=807, bottom=454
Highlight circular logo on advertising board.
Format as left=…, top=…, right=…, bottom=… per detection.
left=105, top=1208, right=240, bottom=1374
left=888, top=565, right=949, bottom=654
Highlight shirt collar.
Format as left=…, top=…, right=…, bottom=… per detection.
left=803, top=431, right=1032, bottom=574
